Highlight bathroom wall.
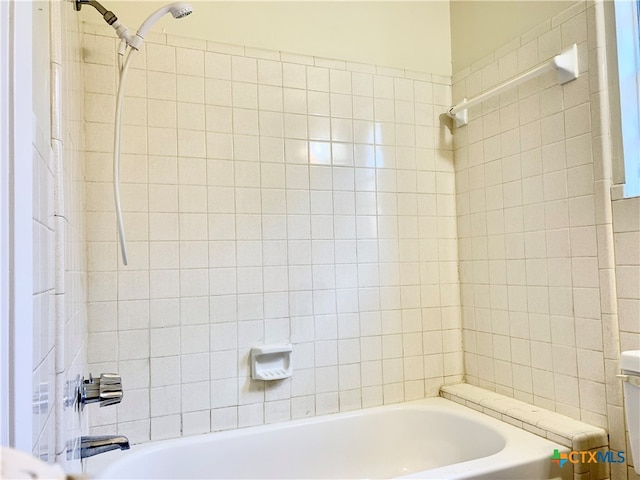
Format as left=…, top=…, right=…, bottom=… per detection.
left=31, top=0, right=87, bottom=470
left=613, top=197, right=640, bottom=355
left=452, top=1, right=631, bottom=478
left=83, top=1, right=452, bottom=75
left=54, top=0, right=89, bottom=468
left=32, top=0, right=56, bottom=462
left=612, top=196, right=640, bottom=479
left=82, top=23, right=463, bottom=443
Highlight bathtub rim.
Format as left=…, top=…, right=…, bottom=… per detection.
left=88, top=396, right=570, bottom=480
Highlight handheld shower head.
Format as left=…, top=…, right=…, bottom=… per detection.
left=136, top=2, right=193, bottom=39
left=171, top=4, right=193, bottom=19
left=76, top=1, right=193, bottom=51
left=78, top=0, right=193, bottom=265
left=110, top=2, right=193, bottom=51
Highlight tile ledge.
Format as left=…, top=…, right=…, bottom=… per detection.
left=610, top=184, right=625, bottom=201
left=441, top=383, right=608, bottom=451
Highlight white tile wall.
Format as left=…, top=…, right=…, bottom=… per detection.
left=32, top=105, right=57, bottom=466
left=79, top=4, right=639, bottom=478
left=83, top=24, right=462, bottom=443
left=613, top=197, right=640, bottom=479
left=453, top=1, right=633, bottom=479
left=31, top=0, right=87, bottom=471
left=613, top=198, right=640, bottom=352
left=455, top=4, right=599, bottom=418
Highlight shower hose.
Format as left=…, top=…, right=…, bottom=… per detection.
left=113, top=43, right=137, bottom=266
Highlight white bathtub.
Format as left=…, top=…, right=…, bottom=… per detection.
left=92, top=398, right=570, bottom=480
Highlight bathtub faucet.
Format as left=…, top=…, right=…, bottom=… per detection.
left=80, top=435, right=130, bottom=458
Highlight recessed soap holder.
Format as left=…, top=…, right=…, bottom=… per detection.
left=251, top=344, right=293, bottom=381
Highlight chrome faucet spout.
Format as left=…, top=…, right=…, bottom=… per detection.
left=80, top=435, right=130, bottom=458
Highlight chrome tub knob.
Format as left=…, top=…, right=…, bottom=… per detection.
left=79, top=373, right=123, bottom=408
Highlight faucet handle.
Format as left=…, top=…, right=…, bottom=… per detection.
left=81, top=373, right=123, bottom=408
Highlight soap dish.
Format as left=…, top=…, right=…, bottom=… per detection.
left=251, top=344, right=293, bottom=381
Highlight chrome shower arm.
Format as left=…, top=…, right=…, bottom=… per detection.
left=74, top=0, right=117, bottom=25
left=74, top=0, right=137, bottom=50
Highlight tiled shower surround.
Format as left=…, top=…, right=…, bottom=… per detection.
left=613, top=196, right=640, bottom=480
left=78, top=3, right=640, bottom=478
left=613, top=198, right=640, bottom=355
left=83, top=25, right=463, bottom=441
left=454, top=1, right=608, bottom=422
left=32, top=0, right=87, bottom=470
left=452, top=2, right=637, bottom=478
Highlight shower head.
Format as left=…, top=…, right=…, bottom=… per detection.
left=136, top=2, right=193, bottom=39
left=171, top=4, right=193, bottom=19
left=77, top=1, right=193, bottom=51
